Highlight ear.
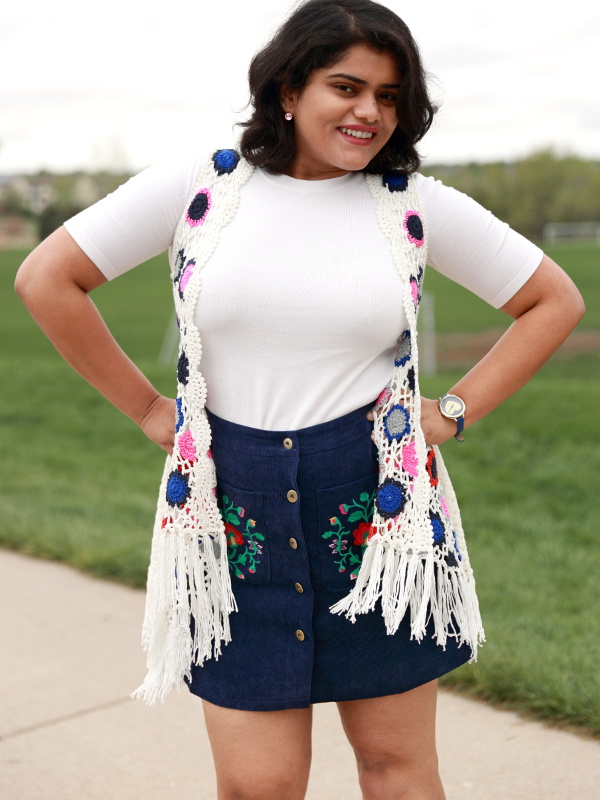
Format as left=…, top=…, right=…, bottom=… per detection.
left=279, top=84, right=299, bottom=114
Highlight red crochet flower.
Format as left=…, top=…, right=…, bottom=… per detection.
left=426, top=448, right=439, bottom=487
left=225, top=524, right=244, bottom=547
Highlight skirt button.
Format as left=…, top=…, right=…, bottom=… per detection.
left=294, top=582, right=304, bottom=593
left=283, top=437, right=293, bottom=449
left=289, top=537, right=298, bottom=549
left=287, top=489, right=298, bottom=503
left=295, top=629, right=306, bottom=641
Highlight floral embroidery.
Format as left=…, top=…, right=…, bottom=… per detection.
left=426, top=448, right=439, bottom=487
left=375, top=478, right=407, bottom=519
left=186, top=189, right=212, bottom=227
left=218, top=495, right=265, bottom=580
left=383, top=404, right=411, bottom=441
left=322, top=489, right=376, bottom=580
left=403, top=210, right=424, bottom=247
left=212, top=149, right=241, bottom=175
left=382, top=171, right=408, bottom=192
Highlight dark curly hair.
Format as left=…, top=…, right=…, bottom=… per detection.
left=238, top=0, right=437, bottom=175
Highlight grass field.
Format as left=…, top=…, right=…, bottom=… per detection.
left=1, top=244, right=599, bottom=735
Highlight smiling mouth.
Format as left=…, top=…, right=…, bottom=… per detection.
left=339, top=127, right=375, bottom=139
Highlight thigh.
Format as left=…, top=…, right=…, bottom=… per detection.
left=337, top=679, right=439, bottom=769
left=202, top=699, right=313, bottom=800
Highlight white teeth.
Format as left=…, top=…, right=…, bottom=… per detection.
left=340, top=127, right=374, bottom=139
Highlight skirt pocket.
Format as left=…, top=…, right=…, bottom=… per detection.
left=216, top=480, right=270, bottom=584
left=316, top=471, right=378, bottom=592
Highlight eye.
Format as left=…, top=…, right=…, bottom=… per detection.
left=334, top=84, right=356, bottom=94
left=380, top=92, right=398, bottom=103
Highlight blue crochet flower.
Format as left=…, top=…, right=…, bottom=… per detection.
left=430, top=512, right=445, bottom=544
left=375, top=479, right=407, bottom=519
left=394, top=331, right=411, bottom=367
left=212, top=149, right=240, bottom=175
left=382, top=172, right=408, bottom=192
left=452, top=530, right=462, bottom=561
left=166, top=470, right=190, bottom=508
left=175, top=398, right=184, bottom=433
left=383, top=405, right=410, bottom=441
left=177, top=351, right=189, bottom=385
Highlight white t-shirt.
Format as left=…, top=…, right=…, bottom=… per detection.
left=65, top=152, right=542, bottom=430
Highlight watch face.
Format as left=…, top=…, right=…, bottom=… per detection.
left=440, top=395, right=465, bottom=419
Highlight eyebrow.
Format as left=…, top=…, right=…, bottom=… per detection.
left=327, top=72, right=400, bottom=89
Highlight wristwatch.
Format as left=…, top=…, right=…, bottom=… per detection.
left=438, top=394, right=466, bottom=442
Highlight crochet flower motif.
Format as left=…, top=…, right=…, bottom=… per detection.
left=212, top=149, right=240, bottom=176
left=394, top=330, right=411, bottom=367
left=426, top=448, right=439, bottom=487
left=178, top=259, right=196, bottom=296
left=166, top=470, right=191, bottom=508
left=429, top=511, right=445, bottom=544
left=405, top=366, right=416, bottom=393
left=175, top=397, right=184, bottom=433
left=177, top=351, right=189, bottom=385
left=382, top=172, right=408, bottom=192
left=375, top=479, right=407, bottom=519
left=383, top=404, right=411, bottom=441
left=186, top=189, right=212, bottom=227
left=401, top=442, right=419, bottom=478
left=440, top=496, right=450, bottom=517
left=218, top=494, right=265, bottom=579
left=404, top=210, right=424, bottom=247
left=322, top=488, right=376, bottom=580
left=178, top=430, right=197, bottom=462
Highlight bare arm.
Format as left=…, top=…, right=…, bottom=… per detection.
left=368, top=254, right=585, bottom=444
left=15, top=226, right=175, bottom=454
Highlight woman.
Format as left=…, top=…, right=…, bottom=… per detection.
left=15, top=1, right=584, bottom=798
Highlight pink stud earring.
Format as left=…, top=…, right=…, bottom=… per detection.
left=284, top=112, right=293, bottom=121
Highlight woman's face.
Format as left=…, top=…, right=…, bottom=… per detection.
left=282, top=44, right=400, bottom=180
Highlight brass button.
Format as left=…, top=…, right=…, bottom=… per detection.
left=295, top=629, right=305, bottom=641
left=294, top=582, right=304, bottom=594
left=287, top=490, right=298, bottom=503
left=283, top=437, right=293, bottom=450
left=289, top=537, right=298, bottom=549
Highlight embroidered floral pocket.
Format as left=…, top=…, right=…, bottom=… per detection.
left=316, top=472, right=378, bottom=592
left=216, top=481, right=270, bottom=584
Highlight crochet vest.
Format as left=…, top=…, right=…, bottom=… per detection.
left=132, top=149, right=485, bottom=704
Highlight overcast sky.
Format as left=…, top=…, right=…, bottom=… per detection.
left=2, top=0, right=599, bottom=174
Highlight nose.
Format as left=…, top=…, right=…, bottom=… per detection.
left=354, top=92, right=381, bottom=123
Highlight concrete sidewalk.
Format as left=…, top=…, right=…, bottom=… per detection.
left=1, top=549, right=598, bottom=800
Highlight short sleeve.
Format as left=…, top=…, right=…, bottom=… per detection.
left=415, top=173, right=543, bottom=309
left=64, top=152, right=207, bottom=280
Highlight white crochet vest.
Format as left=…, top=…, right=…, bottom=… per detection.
left=133, top=149, right=484, bottom=704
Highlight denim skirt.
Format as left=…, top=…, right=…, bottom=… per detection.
left=186, top=401, right=471, bottom=711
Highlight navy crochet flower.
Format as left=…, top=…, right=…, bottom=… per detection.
left=375, top=479, right=407, bottom=519
left=212, top=149, right=240, bottom=175
left=173, top=248, right=186, bottom=286
left=186, top=189, right=212, bottom=227
left=430, top=511, right=445, bottom=544
left=452, top=530, right=462, bottom=562
left=177, top=351, right=189, bottom=385
left=405, top=366, right=416, bottom=393
left=166, top=470, right=190, bottom=508
left=383, top=404, right=411, bottom=441
left=382, top=172, right=408, bottom=192
left=175, top=397, right=184, bottom=433
left=404, top=211, right=424, bottom=246
left=394, top=330, right=411, bottom=367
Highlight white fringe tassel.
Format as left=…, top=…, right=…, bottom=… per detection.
left=131, top=530, right=237, bottom=705
left=329, top=543, right=485, bottom=659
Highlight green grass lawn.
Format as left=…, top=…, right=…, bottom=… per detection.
left=1, top=244, right=599, bottom=735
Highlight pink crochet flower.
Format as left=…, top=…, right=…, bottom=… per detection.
left=178, top=430, right=197, bottom=462
left=401, top=442, right=419, bottom=477
left=179, top=261, right=196, bottom=293
left=410, top=280, right=419, bottom=307
left=440, top=496, right=450, bottom=517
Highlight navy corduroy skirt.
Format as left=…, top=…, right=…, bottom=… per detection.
left=186, top=401, right=471, bottom=711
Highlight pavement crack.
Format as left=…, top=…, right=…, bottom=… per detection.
left=0, top=696, right=132, bottom=741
